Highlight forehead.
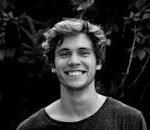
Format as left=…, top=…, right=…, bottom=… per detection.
left=56, top=33, right=93, bottom=51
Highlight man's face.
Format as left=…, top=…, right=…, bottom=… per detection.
left=54, top=33, right=101, bottom=90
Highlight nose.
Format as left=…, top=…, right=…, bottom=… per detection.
left=68, top=53, right=81, bottom=67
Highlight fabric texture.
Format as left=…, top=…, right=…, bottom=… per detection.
left=17, top=97, right=147, bottom=130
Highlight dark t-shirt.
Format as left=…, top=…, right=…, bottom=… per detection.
left=17, top=97, right=147, bottom=130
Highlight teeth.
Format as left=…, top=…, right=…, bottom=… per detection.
left=68, top=71, right=82, bottom=76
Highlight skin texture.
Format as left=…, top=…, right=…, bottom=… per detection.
left=53, top=33, right=101, bottom=91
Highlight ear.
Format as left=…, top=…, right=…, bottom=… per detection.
left=96, top=64, right=102, bottom=70
left=51, top=68, right=56, bottom=73
left=51, top=64, right=56, bottom=73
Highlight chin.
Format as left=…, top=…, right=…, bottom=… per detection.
left=60, top=77, right=95, bottom=91
left=64, top=81, right=89, bottom=91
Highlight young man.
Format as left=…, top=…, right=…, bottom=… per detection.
left=17, top=18, right=147, bottom=130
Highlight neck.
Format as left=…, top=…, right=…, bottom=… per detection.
left=60, top=81, right=103, bottom=119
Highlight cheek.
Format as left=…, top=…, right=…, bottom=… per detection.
left=90, top=64, right=97, bottom=75
left=89, top=58, right=97, bottom=73
left=88, top=56, right=97, bottom=66
left=84, top=58, right=97, bottom=75
left=54, top=58, right=66, bottom=72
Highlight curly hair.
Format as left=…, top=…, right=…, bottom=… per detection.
left=42, top=18, right=108, bottom=67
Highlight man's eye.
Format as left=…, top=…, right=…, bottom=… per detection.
left=59, top=52, right=70, bottom=57
left=79, top=51, right=90, bottom=56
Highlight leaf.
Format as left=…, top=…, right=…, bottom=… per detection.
left=142, top=35, right=150, bottom=44
left=23, top=50, right=33, bottom=55
left=8, top=11, right=14, bottom=19
left=124, top=19, right=133, bottom=25
left=135, top=35, right=141, bottom=43
left=144, top=47, right=150, bottom=54
left=135, top=32, right=144, bottom=44
left=75, top=0, right=95, bottom=11
left=145, top=9, right=150, bottom=13
left=137, top=32, right=144, bottom=38
left=142, top=13, right=150, bottom=20
left=106, top=39, right=111, bottom=46
left=137, top=49, right=146, bottom=61
left=0, top=32, right=5, bottom=38
left=123, top=16, right=130, bottom=20
left=129, top=12, right=134, bottom=18
left=2, top=12, right=8, bottom=17
left=133, top=17, right=140, bottom=22
left=17, top=56, right=29, bottom=63
left=22, top=42, right=33, bottom=49
left=0, top=49, right=5, bottom=61
left=135, top=12, right=141, bottom=17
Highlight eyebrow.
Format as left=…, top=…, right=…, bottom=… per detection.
left=78, top=47, right=93, bottom=51
left=56, top=47, right=93, bottom=53
left=56, top=48, right=70, bottom=54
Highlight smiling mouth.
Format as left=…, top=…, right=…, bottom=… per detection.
left=65, top=70, right=86, bottom=76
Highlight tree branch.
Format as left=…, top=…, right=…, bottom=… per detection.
left=119, top=24, right=137, bottom=89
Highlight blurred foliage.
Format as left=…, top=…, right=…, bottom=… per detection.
left=0, top=0, right=150, bottom=94
left=120, top=0, right=150, bottom=91
left=0, top=8, right=49, bottom=78
left=0, top=10, right=43, bottom=58
left=0, top=0, right=150, bottom=129
left=71, top=0, right=94, bottom=11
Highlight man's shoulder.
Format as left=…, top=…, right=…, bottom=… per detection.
left=16, top=108, right=46, bottom=129
left=102, top=97, right=147, bottom=129
left=105, top=97, right=142, bottom=117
